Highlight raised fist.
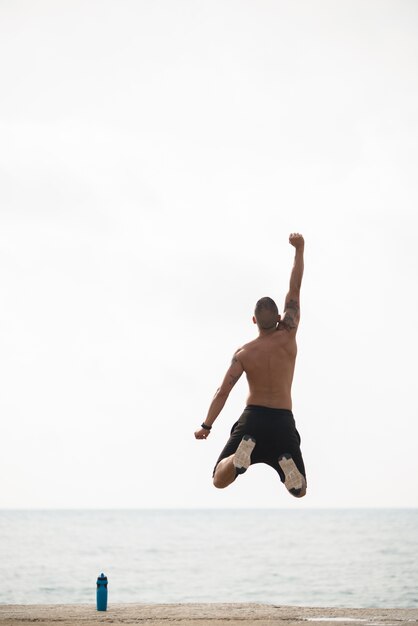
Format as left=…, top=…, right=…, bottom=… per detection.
left=289, top=233, right=304, bottom=249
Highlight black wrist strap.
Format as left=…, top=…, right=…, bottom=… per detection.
left=201, top=422, right=211, bottom=431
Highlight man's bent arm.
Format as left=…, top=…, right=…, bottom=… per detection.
left=203, top=388, right=230, bottom=429
left=194, top=353, right=244, bottom=439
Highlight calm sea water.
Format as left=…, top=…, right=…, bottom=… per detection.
left=0, top=509, right=417, bottom=608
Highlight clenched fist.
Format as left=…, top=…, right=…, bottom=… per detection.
left=289, top=233, right=304, bottom=249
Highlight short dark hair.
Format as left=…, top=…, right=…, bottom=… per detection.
left=254, top=297, right=279, bottom=329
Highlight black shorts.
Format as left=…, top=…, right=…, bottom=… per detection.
left=213, top=405, right=306, bottom=483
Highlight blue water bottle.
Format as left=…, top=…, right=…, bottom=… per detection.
left=96, top=573, right=108, bottom=611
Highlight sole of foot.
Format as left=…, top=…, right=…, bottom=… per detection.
left=278, top=453, right=306, bottom=497
left=233, top=435, right=256, bottom=475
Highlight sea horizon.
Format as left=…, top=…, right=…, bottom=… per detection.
left=1, top=509, right=417, bottom=608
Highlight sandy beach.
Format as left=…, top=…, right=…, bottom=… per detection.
left=0, top=603, right=417, bottom=626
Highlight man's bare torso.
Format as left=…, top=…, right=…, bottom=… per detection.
left=236, top=323, right=297, bottom=411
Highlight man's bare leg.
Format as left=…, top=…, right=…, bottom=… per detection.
left=213, top=455, right=236, bottom=489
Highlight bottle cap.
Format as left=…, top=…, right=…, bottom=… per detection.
left=97, top=573, right=108, bottom=581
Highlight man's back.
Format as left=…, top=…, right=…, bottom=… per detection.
left=237, top=325, right=297, bottom=410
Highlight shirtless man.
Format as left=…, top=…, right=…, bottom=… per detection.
left=194, top=233, right=306, bottom=498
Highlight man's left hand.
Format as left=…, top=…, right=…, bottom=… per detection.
left=194, top=427, right=211, bottom=439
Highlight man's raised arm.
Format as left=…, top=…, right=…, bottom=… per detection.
left=282, top=233, right=304, bottom=331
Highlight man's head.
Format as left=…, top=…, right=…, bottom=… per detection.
left=253, top=296, right=280, bottom=330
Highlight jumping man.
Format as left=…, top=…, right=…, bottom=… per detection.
left=194, top=233, right=307, bottom=498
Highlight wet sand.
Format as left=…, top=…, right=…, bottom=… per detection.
left=0, top=603, right=417, bottom=626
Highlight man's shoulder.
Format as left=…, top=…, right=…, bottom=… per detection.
left=239, top=337, right=259, bottom=351
left=277, top=319, right=298, bottom=334
left=233, top=339, right=256, bottom=362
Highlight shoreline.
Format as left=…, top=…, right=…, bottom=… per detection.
left=0, top=603, right=417, bottom=626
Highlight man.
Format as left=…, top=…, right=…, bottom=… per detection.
left=194, top=233, right=306, bottom=498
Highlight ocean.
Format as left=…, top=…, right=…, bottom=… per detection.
left=0, top=509, right=417, bottom=608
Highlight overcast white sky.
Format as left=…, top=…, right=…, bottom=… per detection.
left=1, top=0, right=417, bottom=509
